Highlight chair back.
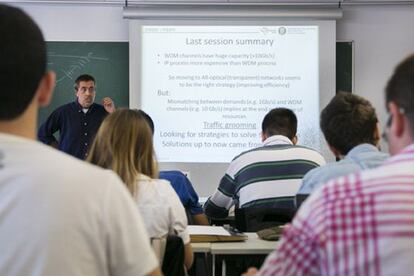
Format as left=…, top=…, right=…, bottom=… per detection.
left=235, top=204, right=295, bottom=232
left=295, top=194, right=309, bottom=210
left=162, top=235, right=186, bottom=276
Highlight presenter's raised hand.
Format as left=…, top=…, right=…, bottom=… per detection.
left=102, top=97, right=115, bottom=113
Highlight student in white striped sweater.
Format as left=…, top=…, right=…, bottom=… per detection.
left=204, top=108, right=325, bottom=224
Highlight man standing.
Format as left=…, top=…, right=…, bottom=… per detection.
left=0, top=5, right=160, bottom=276
left=204, top=108, right=325, bottom=223
left=296, top=92, right=389, bottom=207
left=38, top=74, right=115, bottom=159
left=252, top=55, right=414, bottom=275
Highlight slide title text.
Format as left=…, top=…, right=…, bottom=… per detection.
left=186, top=38, right=274, bottom=47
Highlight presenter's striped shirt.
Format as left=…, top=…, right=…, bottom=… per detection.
left=260, top=144, right=414, bottom=276
left=204, top=135, right=325, bottom=219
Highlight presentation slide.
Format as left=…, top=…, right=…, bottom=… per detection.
left=140, top=25, right=319, bottom=163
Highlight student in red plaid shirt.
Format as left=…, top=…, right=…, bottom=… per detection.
left=245, top=54, right=414, bottom=276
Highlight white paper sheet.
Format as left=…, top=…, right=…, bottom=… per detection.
left=188, top=225, right=231, bottom=236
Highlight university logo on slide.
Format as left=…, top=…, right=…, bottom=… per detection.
left=0, top=150, right=4, bottom=169
left=278, top=27, right=287, bottom=35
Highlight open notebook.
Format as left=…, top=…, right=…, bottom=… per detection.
left=188, top=225, right=247, bottom=243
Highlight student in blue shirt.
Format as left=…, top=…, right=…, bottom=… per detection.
left=296, top=92, right=389, bottom=208
left=138, top=110, right=209, bottom=225
left=159, top=170, right=209, bottom=225
left=38, top=74, right=115, bottom=159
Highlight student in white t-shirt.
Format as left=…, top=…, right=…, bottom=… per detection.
left=88, top=108, right=194, bottom=270
left=0, top=5, right=160, bottom=276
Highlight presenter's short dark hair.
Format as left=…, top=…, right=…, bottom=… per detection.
left=386, top=54, right=414, bottom=133
left=74, top=74, right=96, bottom=90
left=262, top=108, right=297, bottom=140
left=321, top=92, right=378, bottom=155
left=0, top=4, right=46, bottom=120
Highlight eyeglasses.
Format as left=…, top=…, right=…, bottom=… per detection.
left=381, top=114, right=393, bottom=143
left=381, top=107, right=406, bottom=143
left=78, top=87, right=96, bottom=93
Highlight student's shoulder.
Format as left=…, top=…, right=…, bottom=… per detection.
left=299, top=171, right=361, bottom=216
left=290, top=144, right=324, bottom=156
left=35, top=141, right=121, bottom=187
left=148, top=178, right=182, bottom=203
left=301, top=162, right=356, bottom=192
left=290, top=145, right=326, bottom=164
left=153, top=178, right=176, bottom=194
left=233, top=144, right=321, bottom=159
left=230, top=144, right=274, bottom=161
left=307, top=159, right=355, bottom=176
left=6, top=136, right=130, bottom=217
left=228, top=144, right=308, bottom=170
left=159, top=170, right=187, bottom=183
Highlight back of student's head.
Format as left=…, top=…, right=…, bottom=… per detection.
left=0, top=5, right=46, bottom=120
left=386, top=54, right=414, bottom=134
left=87, top=108, right=158, bottom=195
left=262, top=108, right=297, bottom=140
left=137, top=109, right=155, bottom=135
left=321, top=92, right=378, bottom=155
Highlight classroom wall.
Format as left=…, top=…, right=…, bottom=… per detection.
left=337, top=5, right=414, bottom=152
left=7, top=2, right=414, bottom=194
left=11, top=3, right=128, bottom=41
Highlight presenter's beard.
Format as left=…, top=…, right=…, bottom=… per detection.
left=85, top=98, right=92, bottom=105
left=81, top=97, right=93, bottom=108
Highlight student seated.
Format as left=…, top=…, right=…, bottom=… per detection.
left=87, top=109, right=193, bottom=270
left=0, top=5, right=160, bottom=276
left=159, top=170, right=209, bottom=225
left=204, top=108, right=326, bottom=229
left=137, top=109, right=209, bottom=225
left=245, top=54, right=414, bottom=276
left=296, top=92, right=389, bottom=208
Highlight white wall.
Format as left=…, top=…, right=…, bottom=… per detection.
left=8, top=3, right=128, bottom=41
left=337, top=5, right=414, bottom=151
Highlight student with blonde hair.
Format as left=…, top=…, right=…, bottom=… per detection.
left=87, top=108, right=193, bottom=271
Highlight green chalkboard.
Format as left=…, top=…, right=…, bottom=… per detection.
left=38, top=41, right=129, bottom=127
left=336, top=41, right=354, bottom=93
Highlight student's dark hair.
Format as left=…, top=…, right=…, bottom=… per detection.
left=137, top=109, right=154, bottom=135
left=74, top=74, right=96, bottom=90
left=262, top=108, right=297, bottom=140
left=386, top=54, right=414, bottom=133
left=0, top=5, right=46, bottom=120
left=321, top=92, right=378, bottom=155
